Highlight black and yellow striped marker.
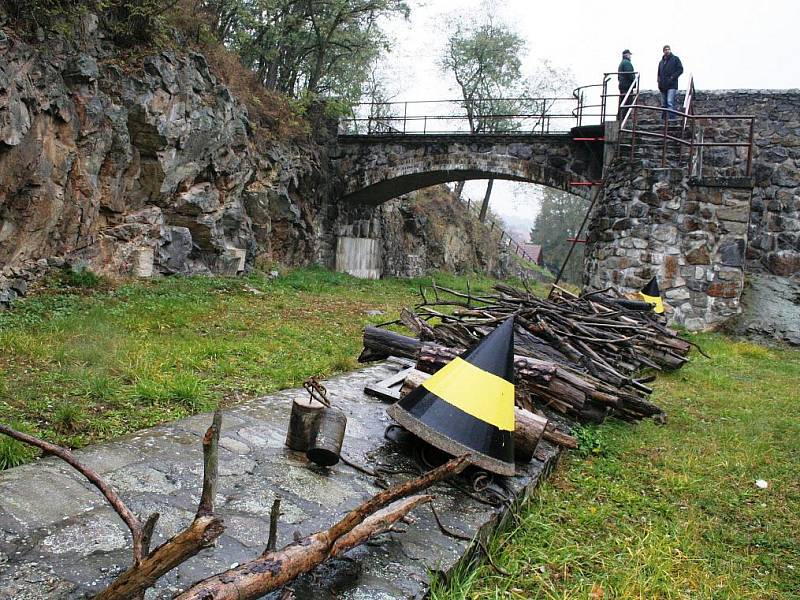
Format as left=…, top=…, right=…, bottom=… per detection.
left=387, top=317, right=516, bottom=476
left=638, top=276, right=665, bottom=314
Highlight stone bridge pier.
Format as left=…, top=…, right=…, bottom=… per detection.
left=584, top=162, right=754, bottom=330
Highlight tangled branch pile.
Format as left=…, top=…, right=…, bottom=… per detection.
left=361, top=282, right=697, bottom=425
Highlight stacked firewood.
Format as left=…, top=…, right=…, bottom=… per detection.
left=360, top=281, right=696, bottom=425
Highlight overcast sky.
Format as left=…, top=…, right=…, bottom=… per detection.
left=378, top=0, right=799, bottom=240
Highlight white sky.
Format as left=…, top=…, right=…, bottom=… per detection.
left=378, top=0, right=799, bottom=240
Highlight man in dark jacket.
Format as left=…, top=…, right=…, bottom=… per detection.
left=657, top=45, right=683, bottom=121
left=617, top=49, right=635, bottom=119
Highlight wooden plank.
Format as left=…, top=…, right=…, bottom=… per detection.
left=364, top=366, right=415, bottom=402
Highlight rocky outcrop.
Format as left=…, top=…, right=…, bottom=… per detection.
left=0, top=22, right=524, bottom=307
left=0, top=21, right=336, bottom=299
left=333, top=186, right=522, bottom=279
left=731, top=273, right=800, bottom=345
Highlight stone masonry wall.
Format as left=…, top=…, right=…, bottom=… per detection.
left=584, top=163, right=752, bottom=330
left=693, top=90, right=800, bottom=278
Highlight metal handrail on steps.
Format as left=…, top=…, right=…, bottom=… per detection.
left=573, top=71, right=640, bottom=126
left=617, top=95, right=755, bottom=177
left=458, top=195, right=539, bottom=265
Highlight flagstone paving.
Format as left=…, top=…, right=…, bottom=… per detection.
left=0, top=360, right=561, bottom=599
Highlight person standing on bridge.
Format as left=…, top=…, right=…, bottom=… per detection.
left=657, top=45, right=683, bottom=122
left=617, top=49, right=635, bottom=120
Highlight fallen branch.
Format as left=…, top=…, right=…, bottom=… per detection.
left=175, top=455, right=469, bottom=600
left=0, top=424, right=151, bottom=565
left=93, top=410, right=225, bottom=600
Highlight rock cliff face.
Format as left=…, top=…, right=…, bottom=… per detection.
left=0, top=21, right=337, bottom=300
left=336, top=186, right=509, bottom=278
left=0, top=23, right=519, bottom=306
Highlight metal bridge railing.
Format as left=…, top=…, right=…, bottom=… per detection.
left=340, top=75, right=755, bottom=178
left=573, top=71, right=640, bottom=126
left=457, top=194, right=540, bottom=266
left=339, top=97, right=579, bottom=136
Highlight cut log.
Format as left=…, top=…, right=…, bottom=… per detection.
left=285, top=397, right=325, bottom=452
left=358, top=326, right=421, bottom=362
left=512, top=407, right=547, bottom=463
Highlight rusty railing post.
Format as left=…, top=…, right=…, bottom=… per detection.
left=601, top=77, right=608, bottom=123
left=662, top=110, right=668, bottom=167
left=688, top=117, right=696, bottom=176
left=746, top=117, right=755, bottom=176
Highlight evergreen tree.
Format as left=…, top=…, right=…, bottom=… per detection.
left=530, top=187, right=587, bottom=284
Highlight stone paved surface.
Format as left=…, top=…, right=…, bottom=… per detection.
left=0, top=360, right=560, bottom=599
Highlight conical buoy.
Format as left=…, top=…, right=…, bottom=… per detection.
left=638, top=276, right=664, bottom=314
left=387, top=317, right=516, bottom=476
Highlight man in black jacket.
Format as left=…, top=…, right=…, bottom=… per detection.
left=657, top=45, right=683, bottom=121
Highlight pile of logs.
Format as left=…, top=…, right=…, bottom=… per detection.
left=361, top=282, right=695, bottom=426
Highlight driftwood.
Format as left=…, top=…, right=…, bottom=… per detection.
left=396, top=282, right=692, bottom=399
left=359, top=273, right=692, bottom=426
left=0, top=414, right=226, bottom=600
left=0, top=419, right=469, bottom=600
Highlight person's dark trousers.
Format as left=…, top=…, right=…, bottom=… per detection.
left=618, top=87, right=632, bottom=121
left=617, top=92, right=627, bottom=121
left=661, top=88, right=678, bottom=122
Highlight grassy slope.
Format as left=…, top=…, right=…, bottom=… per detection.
left=0, top=268, right=523, bottom=466
left=433, top=335, right=800, bottom=599
left=2, top=270, right=798, bottom=598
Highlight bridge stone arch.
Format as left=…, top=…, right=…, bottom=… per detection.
left=336, top=135, right=602, bottom=205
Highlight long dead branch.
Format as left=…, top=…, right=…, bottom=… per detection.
left=93, top=409, right=226, bottom=600
left=175, top=455, right=469, bottom=600
left=0, top=424, right=148, bottom=565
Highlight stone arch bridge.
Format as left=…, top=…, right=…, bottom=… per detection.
left=335, top=133, right=601, bottom=205
left=332, top=89, right=800, bottom=342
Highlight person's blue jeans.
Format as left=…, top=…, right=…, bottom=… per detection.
left=661, top=88, right=678, bottom=121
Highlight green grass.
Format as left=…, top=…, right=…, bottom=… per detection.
left=0, top=267, right=539, bottom=458
left=432, top=334, right=800, bottom=599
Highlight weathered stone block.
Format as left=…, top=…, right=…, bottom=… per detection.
left=678, top=216, right=704, bottom=233
left=653, top=225, right=677, bottom=243
left=685, top=246, right=711, bottom=264
left=716, top=206, right=749, bottom=222
left=664, top=255, right=679, bottom=279
left=708, top=280, right=741, bottom=298
left=629, top=202, right=649, bottom=218
left=715, top=267, right=743, bottom=282
left=719, top=239, right=745, bottom=267
left=665, top=287, right=691, bottom=301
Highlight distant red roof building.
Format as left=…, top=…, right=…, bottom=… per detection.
left=520, top=243, right=543, bottom=266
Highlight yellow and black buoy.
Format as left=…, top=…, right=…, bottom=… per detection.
left=638, top=276, right=664, bottom=314
left=387, top=317, right=516, bottom=476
